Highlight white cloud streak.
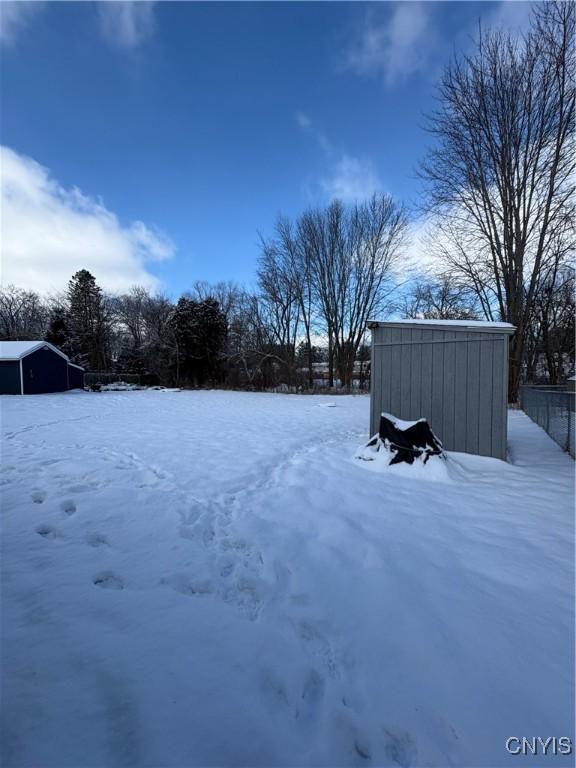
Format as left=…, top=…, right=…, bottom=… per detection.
left=320, top=154, right=381, bottom=204
left=0, top=1, right=45, bottom=46
left=484, top=1, right=534, bottom=37
left=97, top=1, right=156, bottom=49
left=0, top=1, right=157, bottom=48
left=0, top=145, right=174, bottom=294
left=296, top=111, right=311, bottom=130
left=345, top=3, right=434, bottom=86
left=296, top=112, right=382, bottom=204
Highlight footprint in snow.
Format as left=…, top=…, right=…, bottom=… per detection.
left=221, top=536, right=264, bottom=570
left=219, top=559, right=235, bottom=578
left=93, top=572, right=124, bottom=590
left=165, top=574, right=213, bottom=598
left=259, top=670, right=291, bottom=713
left=31, top=490, right=47, bottom=504
left=296, top=619, right=339, bottom=677
left=60, top=499, right=77, bottom=516
left=382, top=728, right=417, bottom=768
left=302, top=669, right=325, bottom=704
left=354, top=738, right=372, bottom=761
left=223, top=575, right=264, bottom=620
left=86, top=532, right=110, bottom=548
left=66, top=481, right=99, bottom=494
left=297, top=669, right=326, bottom=724
left=35, top=524, right=59, bottom=539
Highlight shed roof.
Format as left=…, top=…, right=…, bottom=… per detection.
left=368, top=319, right=515, bottom=334
left=0, top=340, right=71, bottom=362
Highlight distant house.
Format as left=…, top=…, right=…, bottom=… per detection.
left=0, top=341, right=84, bottom=395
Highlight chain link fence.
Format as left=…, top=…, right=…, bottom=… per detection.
left=520, top=385, right=575, bottom=458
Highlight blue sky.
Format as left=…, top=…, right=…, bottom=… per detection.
left=1, top=1, right=532, bottom=296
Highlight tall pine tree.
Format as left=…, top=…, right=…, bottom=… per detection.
left=66, top=270, right=110, bottom=370
left=45, top=306, right=71, bottom=353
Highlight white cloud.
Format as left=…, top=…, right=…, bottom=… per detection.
left=320, top=154, right=382, bottom=204
left=0, top=145, right=174, bottom=294
left=396, top=217, right=440, bottom=279
left=97, top=1, right=156, bottom=49
left=0, top=1, right=44, bottom=45
left=296, top=113, right=381, bottom=203
left=345, top=3, right=435, bottom=86
left=296, top=111, right=311, bottom=130
left=485, top=1, right=534, bottom=36
left=1, top=1, right=156, bottom=48
left=296, top=111, right=332, bottom=154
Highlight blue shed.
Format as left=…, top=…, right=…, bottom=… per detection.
left=0, top=341, right=85, bottom=395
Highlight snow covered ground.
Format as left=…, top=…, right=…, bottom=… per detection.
left=1, top=391, right=574, bottom=768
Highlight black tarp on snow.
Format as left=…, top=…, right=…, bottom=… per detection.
left=364, top=414, right=444, bottom=465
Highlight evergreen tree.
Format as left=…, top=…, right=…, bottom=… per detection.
left=66, top=270, right=110, bottom=370
left=169, top=297, right=227, bottom=385
left=45, top=307, right=71, bottom=353
left=115, top=341, right=146, bottom=375
left=193, top=298, right=227, bottom=383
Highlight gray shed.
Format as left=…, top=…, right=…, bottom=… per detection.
left=369, top=320, right=515, bottom=460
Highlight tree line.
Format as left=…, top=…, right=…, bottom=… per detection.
left=0, top=192, right=408, bottom=390
left=1, top=2, right=573, bottom=398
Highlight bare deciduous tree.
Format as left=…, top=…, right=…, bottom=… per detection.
left=299, top=195, right=407, bottom=389
left=420, top=1, right=575, bottom=399
left=525, top=266, right=575, bottom=383
left=256, top=240, right=302, bottom=385
left=0, top=285, right=48, bottom=340
left=400, top=275, right=480, bottom=320
left=189, top=280, right=243, bottom=320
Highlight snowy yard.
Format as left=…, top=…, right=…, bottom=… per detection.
left=1, top=390, right=574, bottom=768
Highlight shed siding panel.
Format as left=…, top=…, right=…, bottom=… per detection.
left=399, top=328, right=412, bottom=419
left=409, top=329, right=423, bottom=417
left=381, top=344, right=393, bottom=420
left=419, top=331, right=433, bottom=426
left=490, top=339, right=504, bottom=459
left=374, top=328, right=391, bottom=435
left=22, top=347, right=68, bottom=394
left=492, top=336, right=508, bottom=459
left=465, top=337, right=481, bottom=454
left=453, top=339, right=468, bottom=452
left=369, top=336, right=376, bottom=436
left=389, top=329, right=403, bottom=417
left=0, top=361, right=21, bottom=395
left=478, top=335, right=495, bottom=456
left=502, top=335, right=510, bottom=457
left=430, top=330, right=445, bottom=438
left=442, top=332, right=457, bottom=450
left=371, top=329, right=382, bottom=435
left=68, top=365, right=85, bottom=390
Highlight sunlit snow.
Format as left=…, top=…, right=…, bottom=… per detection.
left=1, top=391, right=573, bottom=767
